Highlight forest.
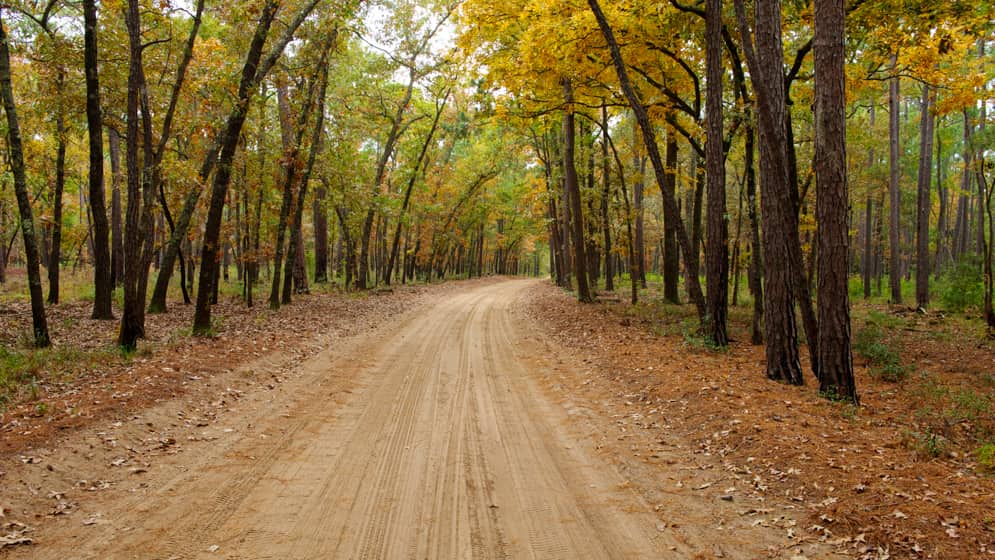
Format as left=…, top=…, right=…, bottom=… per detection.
left=0, top=0, right=994, bottom=556
left=0, top=0, right=991, bottom=405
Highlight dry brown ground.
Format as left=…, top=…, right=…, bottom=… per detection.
left=521, top=282, right=995, bottom=560
left=0, top=276, right=991, bottom=559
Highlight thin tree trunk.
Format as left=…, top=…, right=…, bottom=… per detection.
left=48, top=71, right=66, bottom=305
left=387, top=91, right=448, bottom=285
left=601, top=104, right=614, bottom=291
left=745, top=117, right=763, bottom=344
left=588, top=0, right=707, bottom=320
left=915, top=84, right=935, bottom=309
left=562, top=78, right=593, bottom=303
left=109, top=127, right=124, bottom=289
left=889, top=53, right=902, bottom=303
left=0, top=9, right=49, bottom=347
left=663, top=129, right=680, bottom=303
left=194, top=0, right=319, bottom=334
left=863, top=105, right=875, bottom=299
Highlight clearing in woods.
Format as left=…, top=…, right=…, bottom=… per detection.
left=0, top=279, right=829, bottom=559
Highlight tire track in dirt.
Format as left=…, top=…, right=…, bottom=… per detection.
left=11, top=279, right=753, bottom=559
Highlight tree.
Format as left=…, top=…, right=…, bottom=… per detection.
left=562, top=78, right=593, bottom=303
left=587, top=0, right=707, bottom=322
left=915, top=84, right=936, bottom=309
left=814, top=0, right=857, bottom=403
left=193, top=0, right=322, bottom=334
left=704, top=0, right=728, bottom=346
left=83, top=0, right=113, bottom=320
left=0, top=8, right=49, bottom=347
left=734, top=0, right=803, bottom=384
left=888, top=55, right=902, bottom=304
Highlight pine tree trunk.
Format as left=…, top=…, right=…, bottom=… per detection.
left=889, top=53, right=902, bottom=303
left=814, top=0, right=857, bottom=402
left=915, top=85, right=936, bottom=309
left=705, top=0, right=729, bottom=346
left=734, top=0, right=802, bottom=383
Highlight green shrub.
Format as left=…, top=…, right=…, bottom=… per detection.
left=854, top=323, right=909, bottom=381
left=976, top=443, right=995, bottom=470
left=938, top=258, right=984, bottom=312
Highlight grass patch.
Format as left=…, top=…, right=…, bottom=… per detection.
left=853, top=321, right=910, bottom=382
left=0, top=344, right=123, bottom=411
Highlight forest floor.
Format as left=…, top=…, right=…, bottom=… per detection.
left=0, top=276, right=991, bottom=559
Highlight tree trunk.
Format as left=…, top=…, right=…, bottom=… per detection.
left=314, top=183, right=328, bottom=283
left=915, top=84, right=936, bottom=309
left=663, top=130, right=680, bottom=303
left=734, top=0, right=802, bottom=383
left=814, top=0, right=857, bottom=402
left=48, top=72, right=66, bottom=305
left=562, top=79, right=593, bottom=303
left=745, top=117, right=763, bottom=344
left=588, top=0, right=707, bottom=320
left=705, top=0, right=729, bottom=346
left=0, top=9, right=49, bottom=347
left=109, top=126, right=124, bottom=289
left=387, top=91, right=448, bottom=285
left=863, top=105, right=875, bottom=299
left=889, top=53, right=902, bottom=303
left=118, top=0, right=149, bottom=349
left=193, top=0, right=307, bottom=333
left=632, top=120, right=647, bottom=289
left=601, top=104, right=614, bottom=291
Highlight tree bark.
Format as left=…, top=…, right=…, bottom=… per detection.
left=108, top=127, right=124, bottom=289
left=889, top=53, right=902, bottom=303
left=562, top=78, right=593, bottom=303
left=314, top=183, right=329, bottom=283
left=734, top=0, right=802, bottom=383
left=83, top=0, right=112, bottom=320
left=632, top=124, right=647, bottom=289
left=663, top=130, right=680, bottom=303
left=387, top=91, right=448, bottom=285
left=863, top=105, right=875, bottom=299
left=600, top=104, right=614, bottom=291
left=915, top=84, right=936, bottom=309
left=705, top=0, right=729, bottom=346
left=0, top=9, right=49, bottom=347
left=47, top=71, right=66, bottom=305
left=194, top=0, right=283, bottom=333
left=118, top=0, right=151, bottom=349
left=814, top=0, right=857, bottom=402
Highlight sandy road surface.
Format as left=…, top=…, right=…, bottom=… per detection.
left=17, top=279, right=677, bottom=559
left=7, top=279, right=838, bottom=559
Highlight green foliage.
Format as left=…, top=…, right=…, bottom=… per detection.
left=975, top=443, right=995, bottom=470
left=0, top=344, right=120, bottom=410
left=945, top=388, right=991, bottom=424
left=937, top=258, right=984, bottom=312
left=904, top=428, right=948, bottom=459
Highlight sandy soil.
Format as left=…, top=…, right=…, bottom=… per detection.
left=1, top=279, right=835, bottom=559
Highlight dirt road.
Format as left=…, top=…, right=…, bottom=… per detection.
left=5, top=279, right=823, bottom=559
